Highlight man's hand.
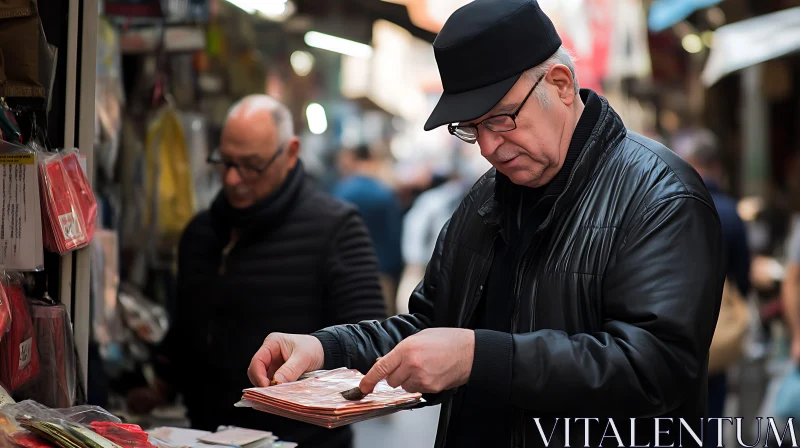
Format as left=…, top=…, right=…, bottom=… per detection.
left=359, top=328, right=474, bottom=394
left=247, top=333, right=325, bottom=387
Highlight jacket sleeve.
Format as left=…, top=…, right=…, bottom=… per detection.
left=312, top=220, right=448, bottom=374
left=320, top=210, right=388, bottom=326
left=468, top=196, right=724, bottom=417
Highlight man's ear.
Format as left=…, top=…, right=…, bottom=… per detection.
left=547, top=64, right=576, bottom=106
left=285, top=137, right=301, bottom=169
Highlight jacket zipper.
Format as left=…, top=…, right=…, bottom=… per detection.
left=211, top=231, right=239, bottom=346
left=510, top=230, right=545, bottom=448
left=217, top=231, right=239, bottom=275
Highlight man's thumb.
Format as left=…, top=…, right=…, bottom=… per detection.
left=273, top=357, right=304, bottom=384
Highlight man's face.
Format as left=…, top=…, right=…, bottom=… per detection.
left=218, top=111, right=298, bottom=209
left=463, top=72, right=570, bottom=188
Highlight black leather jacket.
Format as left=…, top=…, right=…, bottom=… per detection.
left=314, top=91, right=725, bottom=448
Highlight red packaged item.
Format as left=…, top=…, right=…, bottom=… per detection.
left=9, top=432, right=55, bottom=448
left=0, top=282, right=11, bottom=340
left=38, top=152, right=89, bottom=254
left=89, top=422, right=155, bottom=448
left=60, top=152, right=96, bottom=244
left=14, top=303, right=76, bottom=409
left=0, top=280, right=40, bottom=391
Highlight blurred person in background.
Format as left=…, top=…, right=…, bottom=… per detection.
left=396, top=149, right=484, bottom=313
left=783, top=203, right=800, bottom=366
left=673, top=128, right=752, bottom=447
left=127, top=95, right=386, bottom=448
left=333, top=144, right=404, bottom=314
left=248, top=1, right=724, bottom=446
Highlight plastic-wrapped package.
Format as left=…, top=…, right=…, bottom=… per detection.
left=59, top=151, right=96, bottom=245
left=14, top=303, right=76, bottom=408
left=37, top=150, right=94, bottom=254
left=0, top=276, right=40, bottom=392
left=56, top=406, right=121, bottom=426
left=88, top=423, right=154, bottom=448
left=2, top=401, right=125, bottom=448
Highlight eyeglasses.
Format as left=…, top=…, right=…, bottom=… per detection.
left=448, top=74, right=546, bottom=144
left=207, top=144, right=285, bottom=182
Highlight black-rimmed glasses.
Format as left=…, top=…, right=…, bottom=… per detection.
left=448, top=73, right=546, bottom=144
left=207, top=144, right=285, bottom=182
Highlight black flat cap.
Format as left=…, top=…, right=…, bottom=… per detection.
left=424, top=0, right=562, bottom=131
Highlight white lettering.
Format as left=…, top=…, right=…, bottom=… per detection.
left=534, top=418, right=559, bottom=448
left=655, top=418, right=675, bottom=448
left=706, top=418, right=732, bottom=447
left=565, top=418, right=571, bottom=448
left=600, top=419, right=624, bottom=447
left=765, top=418, right=797, bottom=447
left=735, top=417, right=760, bottom=447
left=630, top=418, right=651, bottom=448
left=574, top=418, right=599, bottom=448
left=678, top=418, right=703, bottom=447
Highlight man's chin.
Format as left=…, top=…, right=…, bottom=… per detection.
left=504, top=169, right=546, bottom=188
left=225, top=194, right=254, bottom=209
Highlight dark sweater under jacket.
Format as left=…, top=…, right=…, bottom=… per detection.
left=155, top=161, right=387, bottom=448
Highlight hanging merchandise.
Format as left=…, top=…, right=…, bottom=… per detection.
left=0, top=141, right=45, bottom=271
left=0, top=274, right=40, bottom=392
left=14, top=301, right=77, bottom=409
left=0, top=281, right=10, bottom=340
left=95, top=17, right=124, bottom=181
left=143, top=105, right=196, bottom=246
left=38, top=149, right=97, bottom=254
left=0, top=0, right=45, bottom=98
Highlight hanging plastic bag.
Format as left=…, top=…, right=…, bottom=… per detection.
left=0, top=275, right=40, bottom=392
left=38, top=151, right=89, bottom=254
left=59, top=150, right=96, bottom=244
left=14, top=302, right=76, bottom=408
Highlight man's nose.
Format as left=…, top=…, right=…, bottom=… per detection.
left=224, top=166, right=243, bottom=186
left=477, top=128, right=504, bottom=159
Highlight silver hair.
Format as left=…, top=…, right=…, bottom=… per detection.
left=227, top=94, right=295, bottom=144
left=522, top=46, right=579, bottom=109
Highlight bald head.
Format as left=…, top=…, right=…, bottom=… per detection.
left=227, top=95, right=295, bottom=144
left=218, top=95, right=301, bottom=209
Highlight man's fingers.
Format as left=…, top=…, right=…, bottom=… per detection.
left=385, top=365, right=411, bottom=389
left=360, top=349, right=403, bottom=394
left=247, top=346, right=272, bottom=387
left=273, top=355, right=307, bottom=384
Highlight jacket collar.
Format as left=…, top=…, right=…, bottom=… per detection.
left=210, top=160, right=306, bottom=242
left=479, top=89, right=627, bottom=229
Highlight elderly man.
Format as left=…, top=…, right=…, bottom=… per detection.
left=249, top=1, right=724, bottom=447
left=129, top=95, right=386, bottom=448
